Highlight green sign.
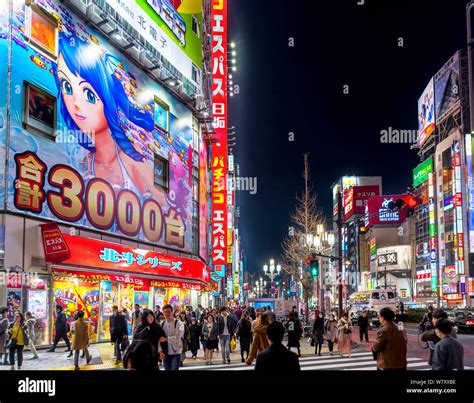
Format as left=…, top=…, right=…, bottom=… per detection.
left=413, top=157, right=433, bottom=187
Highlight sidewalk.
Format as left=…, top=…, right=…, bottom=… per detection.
left=0, top=338, right=363, bottom=370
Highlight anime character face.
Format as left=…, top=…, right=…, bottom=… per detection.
left=57, top=53, right=108, bottom=135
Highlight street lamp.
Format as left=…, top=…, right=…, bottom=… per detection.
left=263, top=259, right=281, bottom=297
left=304, top=225, right=335, bottom=313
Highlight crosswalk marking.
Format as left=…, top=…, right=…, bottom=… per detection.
left=180, top=353, right=434, bottom=371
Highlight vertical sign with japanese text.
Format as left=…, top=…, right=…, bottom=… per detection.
left=211, top=0, right=228, bottom=268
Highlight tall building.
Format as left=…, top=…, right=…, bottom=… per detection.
left=331, top=176, right=382, bottom=301
left=0, top=0, right=219, bottom=346
left=413, top=50, right=474, bottom=307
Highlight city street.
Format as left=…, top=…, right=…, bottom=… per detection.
left=2, top=325, right=472, bottom=371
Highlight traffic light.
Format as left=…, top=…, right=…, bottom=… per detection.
left=387, top=194, right=421, bottom=217
left=310, top=259, right=319, bottom=277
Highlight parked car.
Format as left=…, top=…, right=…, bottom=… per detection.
left=452, top=310, right=474, bottom=333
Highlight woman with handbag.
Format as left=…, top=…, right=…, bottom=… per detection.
left=324, top=313, right=338, bottom=356
left=6, top=311, right=30, bottom=370
left=312, top=312, right=325, bottom=356
left=236, top=312, right=252, bottom=362
left=202, top=313, right=219, bottom=365
left=336, top=312, right=352, bottom=358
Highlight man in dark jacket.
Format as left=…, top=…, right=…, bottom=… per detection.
left=358, top=310, right=370, bottom=342
left=110, top=305, right=128, bottom=363
left=46, top=305, right=71, bottom=352
left=216, top=307, right=238, bottom=364
left=421, top=309, right=457, bottom=365
left=266, top=306, right=276, bottom=323
left=432, top=319, right=464, bottom=370
left=255, top=321, right=300, bottom=373
left=372, top=308, right=407, bottom=370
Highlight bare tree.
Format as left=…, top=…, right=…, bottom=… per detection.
left=281, top=153, right=325, bottom=323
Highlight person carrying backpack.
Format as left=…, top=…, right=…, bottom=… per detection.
left=160, top=304, right=184, bottom=371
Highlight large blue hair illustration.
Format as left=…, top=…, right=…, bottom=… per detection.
left=55, top=32, right=154, bottom=162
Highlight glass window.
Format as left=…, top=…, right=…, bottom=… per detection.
left=27, top=5, right=58, bottom=57
left=153, top=95, right=170, bottom=134
left=23, top=82, right=56, bottom=139
left=154, top=154, right=169, bottom=191
left=371, top=292, right=380, bottom=300
left=192, top=15, right=200, bottom=37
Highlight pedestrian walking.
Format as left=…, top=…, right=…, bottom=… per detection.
left=178, top=311, right=191, bottom=366
left=399, top=301, right=405, bottom=315
left=134, top=309, right=167, bottom=358
left=371, top=308, right=407, bottom=370
left=336, top=312, right=352, bottom=358
left=46, top=305, right=71, bottom=353
left=6, top=311, right=29, bottom=370
left=431, top=319, right=464, bottom=371
left=421, top=309, right=457, bottom=365
left=246, top=313, right=270, bottom=365
left=0, top=307, right=10, bottom=365
left=154, top=305, right=162, bottom=319
left=161, top=304, right=184, bottom=371
left=109, top=305, right=128, bottom=364
left=236, top=312, right=252, bottom=362
left=71, top=310, right=92, bottom=370
left=123, top=340, right=159, bottom=373
left=189, top=318, right=201, bottom=359
left=131, top=304, right=142, bottom=337
left=285, top=312, right=302, bottom=357
left=324, top=313, right=338, bottom=355
left=419, top=305, right=434, bottom=332
left=312, top=311, right=325, bottom=356
left=358, top=310, right=370, bottom=342
left=202, top=313, right=219, bottom=365
left=217, top=307, right=238, bottom=364
left=24, top=311, right=38, bottom=360
left=255, top=321, right=300, bottom=373
left=266, top=306, right=276, bottom=323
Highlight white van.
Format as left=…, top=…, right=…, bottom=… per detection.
left=349, top=289, right=397, bottom=316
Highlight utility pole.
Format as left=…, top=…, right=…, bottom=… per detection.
left=467, top=2, right=474, bottom=131
left=337, top=190, right=343, bottom=316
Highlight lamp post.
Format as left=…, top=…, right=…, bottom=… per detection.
left=304, top=226, right=335, bottom=313
left=263, top=259, right=281, bottom=297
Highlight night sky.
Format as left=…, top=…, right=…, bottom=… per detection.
left=228, top=0, right=469, bottom=275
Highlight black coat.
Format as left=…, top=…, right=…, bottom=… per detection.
left=189, top=323, right=202, bottom=351
left=109, top=313, right=128, bottom=342
left=134, top=322, right=167, bottom=353
left=217, top=314, right=238, bottom=335
left=55, top=311, right=68, bottom=335
left=312, top=318, right=325, bottom=336
left=358, top=315, right=369, bottom=330
left=237, top=319, right=252, bottom=352
left=255, top=343, right=300, bottom=373
left=286, top=319, right=302, bottom=347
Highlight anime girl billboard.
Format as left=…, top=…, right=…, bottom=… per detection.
left=4, top=0, right=195, bottom=252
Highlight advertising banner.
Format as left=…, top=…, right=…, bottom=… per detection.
left=413, top=156, right=433, bottom=187
left=106, top=0, right=203, bottom=83
left=376, top=245, right=411, bottom=271
left=418, top=78, right=436, bottom=147
left=40, top=222, right=71, bottom=263
left=4, top=0, right=194, bottom=252
left=344, top=185, right=380, bottom=220
left=210, top=0, right=228, bottom=267
left=61, top=234, right=210, bottom=284
left=199, top=137, right=209, bottom=261
left=434, top=51, right=460, bottom=123
left=366, top=195, right=408, bottom=227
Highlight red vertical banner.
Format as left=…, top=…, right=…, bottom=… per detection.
left=40, top=222, right=71, bottom=263
left=211, top=0, right=228, bottom=267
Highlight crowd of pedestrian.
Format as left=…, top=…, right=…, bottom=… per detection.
left=0, top=301, right=467, bottom=372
